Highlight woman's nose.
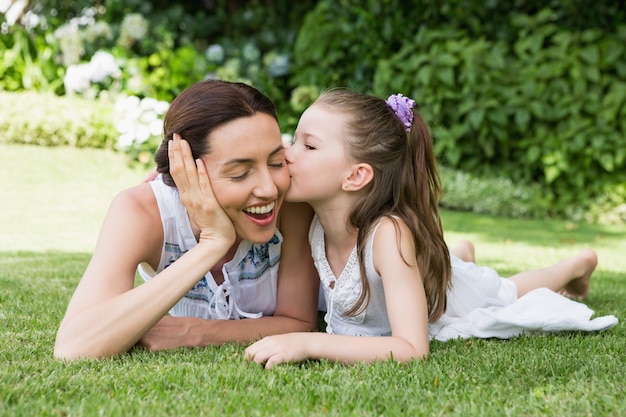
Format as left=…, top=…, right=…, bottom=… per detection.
left=254, top=168, right=279, bottom=198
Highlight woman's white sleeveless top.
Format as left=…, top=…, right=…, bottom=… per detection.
left=137, top=174, right=281, bottom=320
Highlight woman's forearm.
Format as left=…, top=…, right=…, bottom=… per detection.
left=141, top=314, right=318, bottom=352
left=54, top=240, right=230, bottom=360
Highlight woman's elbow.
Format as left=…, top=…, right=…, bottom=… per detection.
left=53, top=336, right=91, bottom=361
left=53, top=340, right=82, bottom=361
left=53, top=334, right=114, bottom=361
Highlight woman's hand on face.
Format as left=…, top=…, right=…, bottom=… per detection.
left=169, top=133, right=236, bottom=246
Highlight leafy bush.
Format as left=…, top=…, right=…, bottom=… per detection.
left=3, top=1, right=625, bottom=223
left=439, top=166, right=544, bottom=220
left=0, top=91, right=118, bottom=149
left=373, top=9, right=626, bottom=219
left=0, top=26, right=65, bottom=93
left=291, top=0, right=419, bottom=92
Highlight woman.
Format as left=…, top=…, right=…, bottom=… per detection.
left=54, top=80, right=319, bottom=360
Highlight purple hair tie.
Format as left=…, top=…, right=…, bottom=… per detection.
left=386, top=93, right=415, bottom=131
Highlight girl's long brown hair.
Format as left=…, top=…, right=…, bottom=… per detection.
left=316, top=89, right=451, bottom=322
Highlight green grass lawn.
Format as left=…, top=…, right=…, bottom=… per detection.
left=1, top=144, right=624, bottom=416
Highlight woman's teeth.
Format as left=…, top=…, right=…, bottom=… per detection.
left=244, top=202, right=275, bottom=214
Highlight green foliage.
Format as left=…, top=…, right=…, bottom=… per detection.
left=0, top=26, right=65, bottom=93
left=0, top=92, right=118, bottom=149
left=120, top=44, right=210, bottom=101
left=3, top=1, right=625, bottom=223
left=291, top=0, right=418, bottom=92
left=373, top=10, right=626, bottom=219
left=1, top=145, right=624, bottom=417
left=439, top=166, right=545, bottom=220
left=1, top=143, right=625, bottom=416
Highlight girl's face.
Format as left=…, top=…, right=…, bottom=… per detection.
left=201, top=113, right=289, bottom=244
left=285, top=104, right=353, bottom=206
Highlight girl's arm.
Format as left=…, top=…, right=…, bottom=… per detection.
left=54, top=137, right=234, bottom=360
left=245, top=218, right=430, bottom=368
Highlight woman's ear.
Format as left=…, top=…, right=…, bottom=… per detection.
left=343, top=163, right=374, bottom=191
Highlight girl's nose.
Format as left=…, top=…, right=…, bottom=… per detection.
left=285, top=145, right=295, bottom=165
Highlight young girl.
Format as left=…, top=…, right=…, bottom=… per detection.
left=245, top=89, right=618, bottom=368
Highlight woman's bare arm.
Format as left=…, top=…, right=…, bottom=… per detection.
left=138, top=203, right=319, bottom=350
left=55, top=137, right=235, bottom=360
left=54, top=186, right=234, bottom=359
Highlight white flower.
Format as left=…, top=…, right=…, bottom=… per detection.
left=84, top=21, right=112, bottom=43
left=265, top=52, right=290, bottom=77
left=64, top=64, right=91, bottom=93
left=118, top=13, right=148, bottom=48
left=88, top=51, right=120, bottom=82
left=205, top=44, right=224, bottom=64
left=114, top=95, right=169, bottom=148
left=55, top=24, right=84, bottom=66
left=242, top=43, right=260, bottom=62
left=115, top=95, right=141, bottom=113
left=281, top=133, right=294, bottom=146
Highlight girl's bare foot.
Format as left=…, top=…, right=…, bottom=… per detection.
left=558, top=249, right=597, bottom=301
left=453, top=240, right=475, bottom=263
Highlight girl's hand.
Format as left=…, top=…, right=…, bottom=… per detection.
left=245, top=333, right=312, bottom=369
left=169, top=133, right=236, bottom=247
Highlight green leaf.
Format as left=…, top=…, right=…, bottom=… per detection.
left=416, top=66, right=432, bottom=86
left=527, top=145, right=541, bottom=163
left=601, top=40, right=625, bottom=66
left=468, top=108, right=485, bottom=129
left=436, top=53, right=459, bottom=67
left=436, top=67, right=455, bottom=87
left=599, top=153, right=615, bottom=172
left=515, top=109, right=531, bottom=130
left=544, top=165, right=561, bottom=183
left=580, top=45, right=600, bottom=65
left=487, top=108, right=508, bottom=127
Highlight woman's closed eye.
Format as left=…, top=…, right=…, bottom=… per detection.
left=268, top=159, right=285, bottom=169
left=230, top=170, right=251, bottom=181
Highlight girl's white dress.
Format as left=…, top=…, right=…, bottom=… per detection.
left=310, top=216, right=618, bottom=340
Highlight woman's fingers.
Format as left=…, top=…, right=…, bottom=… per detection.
left=168, top=133, right=187, bottom=191
left=179, top=134, right=199, bottom=184
left=167, top=133, right=236, bottom=246
left=194, top=156, right=213, bottom=199
left=170, top=133, right=200, bottom=199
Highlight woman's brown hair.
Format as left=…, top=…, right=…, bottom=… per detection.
left=154, top=80, right=278, bottom=187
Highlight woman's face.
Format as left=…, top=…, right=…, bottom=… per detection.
left=284, top=104, right=352, bottom=206
left=201, top=113, right=289, bottom=244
